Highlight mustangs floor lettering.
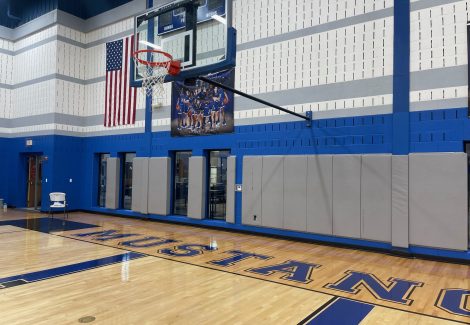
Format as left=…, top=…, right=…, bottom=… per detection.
left=72, top=229, right=470, bottom=319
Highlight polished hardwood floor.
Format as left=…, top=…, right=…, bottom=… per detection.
left=0, top=210, right=468, bottom=324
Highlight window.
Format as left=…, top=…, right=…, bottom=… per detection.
left=97, top=153, right=110, bottom=207
left=207, top=150, right=229, bottom=220
left=173, top=151, right=192, bottom=215
left=466, top=143, right=470, bottom=248
left=122, top=153, right=136, bottom=210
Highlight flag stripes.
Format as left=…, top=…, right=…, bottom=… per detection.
left=104, top=35, right=137, bottom=127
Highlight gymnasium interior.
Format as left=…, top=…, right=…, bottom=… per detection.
left=0, top=0, right=469, bottom=323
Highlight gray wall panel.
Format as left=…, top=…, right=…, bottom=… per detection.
left=307, top=155, right=333, bottom=235
left=105, top=158, right=120, bottom=209
left=283, top=156, right=307, bottom=231
left=226, top=156, right=236, bottom=223
left=409, top=153, right=468, bottom=250
left=131, top=158, right=141, bottom=212
left=391, top=156, right=409, bottom=248
left=131, top=158, right=148, bottom=214
left=188, top=157, right=206, bottom=219
left=148, top=157, right=171, bottom=216
left=361, top=155, right=392, bottom=242
left=333, top=155, right=362, bottom=238
left=242, top=156, right=262, bottom=226
left=141, top=158, right=149, bottom=214
left=261, top=156, right=284, bottom=229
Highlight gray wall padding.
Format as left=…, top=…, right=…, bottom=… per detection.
left=131, top=158, right=141, bottom=212
left=409, top=153, right=468, bottom=251
left=332, top=155, right=362, bottom=238
left=131, top=158, right=149, bottom=214
left=148, top=157, right=171, bottom=216
left=261, top=156, right=284, bottom=228
left=239, top=153, right=469, bottom=249
left=283, top=156, right=308, bottom=231
left=188, top=156, right=206, bottom=219
left=242, top=156, right=263, bottom=226
left=105, top=157, right=120, bottom=209
left=307, top=155, right=333, bottom=235
left=391, top=155, right=409, bottom=248
left=361, top=155, right=392, bottom=242
left=226, top=156, right=236, bottom=223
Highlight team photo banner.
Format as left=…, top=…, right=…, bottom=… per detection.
left=171, top=69, right=235, bottom=137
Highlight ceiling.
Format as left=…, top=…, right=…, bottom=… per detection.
left=0, top=0, right=135, bottom=29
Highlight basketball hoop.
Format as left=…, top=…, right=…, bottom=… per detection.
left=132, top=49, right=181, bottom=108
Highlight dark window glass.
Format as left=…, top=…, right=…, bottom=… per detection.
left=207, top=0, right=220, bottom=11
left=208, top=150, right=229, bottom=220
left=122, top=153, right=136, bottom=210
left=98, top=153, right=110, bottom=207
left=466, top=143, right=470, bottom=248
left=173, top=151, right=192, bottom=215
left=159, top=11, right=173, bottom=26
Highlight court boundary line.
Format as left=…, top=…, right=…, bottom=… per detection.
left=0, top=252, right=146, bottom=289
left=297, top=297, right=338, bottom=325
left=48, top=230, right=468, bottom=324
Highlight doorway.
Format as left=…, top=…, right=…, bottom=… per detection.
left=26, top=155, right=43, bottom=209
left=173, top=151, right=192, bottom=215
left=97, top=153, right=110, bottom=207
left=207, top=150, right=229, bottom=220
left=466, top=143, right=470, bottom=248
left=121, top=153, right=136, bottom=210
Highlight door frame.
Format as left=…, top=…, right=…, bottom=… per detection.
left=23, top=152, right=44, bottom=210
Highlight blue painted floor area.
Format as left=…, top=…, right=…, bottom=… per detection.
left=0, top=217, right=100, bottom=233
left=0, top=252, right=145, bottom=289
left=305, top=298, right=374, bottom=325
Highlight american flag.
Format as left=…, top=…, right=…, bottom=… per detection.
left=104, top=36, right=137, bottom=127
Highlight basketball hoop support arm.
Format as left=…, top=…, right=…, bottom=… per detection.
left=197, top=76, right=313, bottom=127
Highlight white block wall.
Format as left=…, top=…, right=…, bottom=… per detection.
left=233, top=0, right=394, bottom=44
left=0, top=0, right=395, bottom=134
left=235, top=18, right=394, bottom=95
left=410, top=0, right=469, bottom=109
left=0, top=38, right=13, bottom=119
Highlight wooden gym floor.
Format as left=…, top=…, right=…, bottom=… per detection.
left=0, top=210, right=468, bottom=324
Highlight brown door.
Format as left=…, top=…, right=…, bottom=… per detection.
left=26, top=156, right=42, bottom=209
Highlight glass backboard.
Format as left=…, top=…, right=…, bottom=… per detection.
left=132, top=0, right=236, bottom=85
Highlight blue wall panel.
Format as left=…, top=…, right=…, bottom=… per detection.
left=1, top=135, right=84, bottom=210
left=0, top=113, right=392, bottom=210
left=3, top=108, right=469, bottom=211
left=153, top=115, right=393, bottom=158
left=410, top=108, right=468, bottom=152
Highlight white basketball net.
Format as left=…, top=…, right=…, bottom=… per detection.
left=133, top=51, right=171, bottom=108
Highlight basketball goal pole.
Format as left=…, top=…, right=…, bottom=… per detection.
left=197, top=76, right=313, bottom=127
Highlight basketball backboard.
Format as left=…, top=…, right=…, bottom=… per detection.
left=131, top=0, right=236, bottom=86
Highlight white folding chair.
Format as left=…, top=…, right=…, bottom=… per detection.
left=48, top=192, right=68, bottom=219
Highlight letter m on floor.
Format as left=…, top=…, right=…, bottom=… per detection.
left=325, top=270, right=424, bottom=305
left=74, top=230, right=138, bottom=241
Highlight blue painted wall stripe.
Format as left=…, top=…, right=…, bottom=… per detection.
left=0, top=252, right=145, bottom=289
left=306, top=298, right=374, bottom=325
left=392, top=0, right=411, bottom=155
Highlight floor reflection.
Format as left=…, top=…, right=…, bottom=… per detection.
left=0, top=217, right=99, bottom=233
